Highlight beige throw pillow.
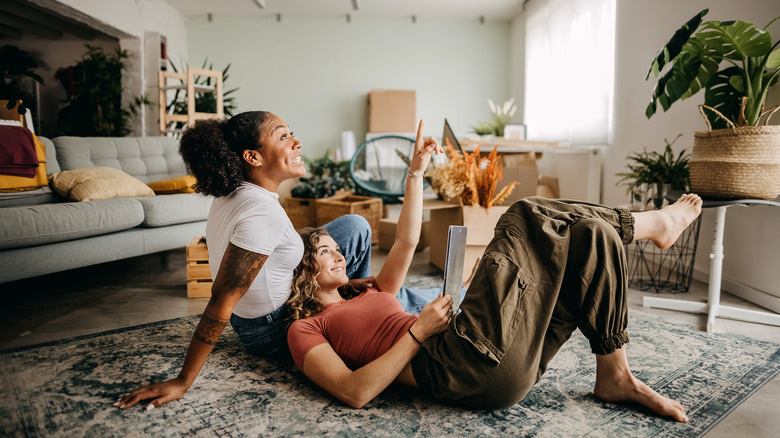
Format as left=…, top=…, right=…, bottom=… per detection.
left=51, top=166, right=155, bottom=202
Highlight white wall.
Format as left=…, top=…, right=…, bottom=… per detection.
left=605, top=0, right=780, bottom=301
left=56, top=0, right=187, bottom=62
left=186, top=16, right=510, bottom=155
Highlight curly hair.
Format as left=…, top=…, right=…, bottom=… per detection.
left=178, top=111, right=270, bottom=197
left=286, top=227, right=360, bottom=324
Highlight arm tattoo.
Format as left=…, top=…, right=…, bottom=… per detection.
left=193, top=310, right=229, bottom=345
left=221, top=244, right=269, bottom=296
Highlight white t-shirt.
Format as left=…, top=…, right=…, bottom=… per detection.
left=206, top=181, right=303, bottom=318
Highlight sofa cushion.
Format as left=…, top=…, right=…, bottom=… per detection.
left=0, top=198, right=144, bottom=250
left=40, top=136, right=60, bottom=175
left=147, top=175, right=197, bottom=194
left=136, top=193, right=212, bottom=227
left=0, top=186, right=60, bottom=207
left=53, top=136, right=187, bottom=183
left=51, top=166, right=155, bottom=202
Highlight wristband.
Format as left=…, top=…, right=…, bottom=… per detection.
left=407, top=170, right=424, bottom=178
left=408, top=329, right=422, bottom=345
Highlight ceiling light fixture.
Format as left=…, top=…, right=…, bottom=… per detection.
left=253, top=0, right=265, bottom=9
left=352, top=0, right=359, bottom=11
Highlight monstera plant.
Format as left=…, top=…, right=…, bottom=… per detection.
left=645, top=9, right=780, bottom=129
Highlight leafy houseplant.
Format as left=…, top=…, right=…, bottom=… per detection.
left=0, top=45, right=45, bottom=115
left=616, top=134, right=691, bottom=210
left=290, top=151, right=355, bottom=199
left=645, top=9, right=780, bottom=129
left=56, top=45, right=150, bottom=137
left=473, top=98, right=517, bottom=137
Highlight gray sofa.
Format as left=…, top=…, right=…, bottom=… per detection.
left=0, top=136, right=211, bottom=283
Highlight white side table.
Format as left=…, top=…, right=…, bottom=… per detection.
left=643, top=195, right=780, bottom=332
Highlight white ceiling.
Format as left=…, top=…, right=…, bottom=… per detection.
left=163, top=0, right=525, bottom=21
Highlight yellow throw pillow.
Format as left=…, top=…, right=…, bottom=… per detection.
left=50, top=166, right=155, bottom=202
left=147, top=175, right=197, bottom=194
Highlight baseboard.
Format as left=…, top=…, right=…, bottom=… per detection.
left=692, top=268, right=780, bottom=314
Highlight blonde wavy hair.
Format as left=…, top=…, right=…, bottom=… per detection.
left=286, top=227, right=360, bottom=324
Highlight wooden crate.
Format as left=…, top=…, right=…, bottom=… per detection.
left=186, top=235, right=212, bottom=298
left=316, top=195, right=383, bottom=244
left=284, top=197, right=318, bottom=230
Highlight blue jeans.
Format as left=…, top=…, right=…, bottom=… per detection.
left=231, top=214, right=372, bottom=358
left=396, top=286, right=467, bottom=314
left=322, top=214, right=372, bottom=279
left=230, top=305, right=290, bottom=359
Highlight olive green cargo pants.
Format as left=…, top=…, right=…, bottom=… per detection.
left=411, top=197, right=635, bottom=409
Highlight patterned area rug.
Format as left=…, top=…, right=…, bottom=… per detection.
left=1, top=273, right=779, bottom=437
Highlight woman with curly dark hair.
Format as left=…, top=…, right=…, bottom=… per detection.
left=115, top=111, right=373, bottom=411
left=286, top=120, right=701, bottom=422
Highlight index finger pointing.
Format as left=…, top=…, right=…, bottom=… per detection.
left=415, top=119, right=424, bottom=146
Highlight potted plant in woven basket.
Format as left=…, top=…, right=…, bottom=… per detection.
left=645, top=9, right=780, bottom=200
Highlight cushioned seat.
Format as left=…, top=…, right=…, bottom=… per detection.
left=136, top=194, right=212, bottom=227
left=0, top=198, right=144, bottom=250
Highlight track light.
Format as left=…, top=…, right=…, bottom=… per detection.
left=253, top=0, right=265, bottom=9
left=351, top=0, right=359, bottom=11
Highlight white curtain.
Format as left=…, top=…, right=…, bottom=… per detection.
left=524, top=0, right=616, bottom=145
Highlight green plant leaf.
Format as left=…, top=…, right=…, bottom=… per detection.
left=703, top=67, right=743, bottom=128
left=698, top=20, right=772, bottom=60
left=767, top=48, right=780, bottom=69
left=646, top=9, right=708, bottom=80
left=646, top=51, right=702, bottom=116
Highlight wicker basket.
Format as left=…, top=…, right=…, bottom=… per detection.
left=284, top=197, right=318, bottom=230
left=316, top=195, right=383, bottom=244
left=690, top=105, right=780, bottom=200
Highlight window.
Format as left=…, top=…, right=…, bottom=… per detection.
left=524, top=0, right=616, bottom=145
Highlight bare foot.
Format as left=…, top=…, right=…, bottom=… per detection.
left=594, top=371, right=688, bottom=423
left=634, top=193, right=702, bottom=249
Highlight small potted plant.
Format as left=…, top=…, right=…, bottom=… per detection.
left=616, top=134, right=691, bottom=210
left=0, top=45, right=45, bottom=116
left=472, top=98, right=517, bottom=138
left=644, top=9, right=780, bottom=199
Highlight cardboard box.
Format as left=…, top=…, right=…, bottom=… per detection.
left=367, top=89, right=416, bottom=132
left=496, top=153, right=539, bottom=205
left=378, top=217, right=429, bottom=252
left=428, top=204, right=509, bottom=283
left=537, top=175, right=560, bottom=198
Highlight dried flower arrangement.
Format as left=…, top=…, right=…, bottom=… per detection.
left=426, top=139, right=518, bottom=209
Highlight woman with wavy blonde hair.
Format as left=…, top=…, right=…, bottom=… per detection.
left=286, top=121, right=702, bottom=422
